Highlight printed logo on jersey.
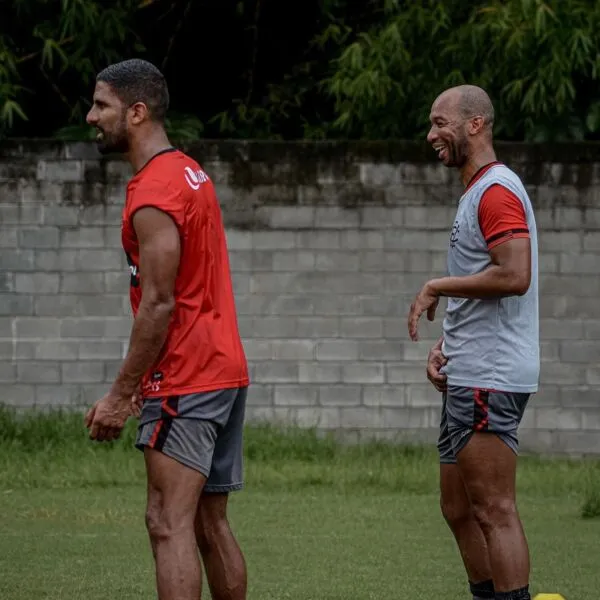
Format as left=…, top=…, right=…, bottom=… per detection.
left=450, top=220, right=460, bottom=248
left=183, top=166, right=210, bottom=190
left=125, top=252, right=140, bottom=287
left=144, top=370, right=164, bottom=393
left=144, top=379, right=162, bottom=393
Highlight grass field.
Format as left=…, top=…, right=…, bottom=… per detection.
left=0, top=408, right=599, bottom=600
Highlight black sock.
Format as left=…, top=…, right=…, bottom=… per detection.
left=495, top=585, right=531, bottom=600
left=470, top=579, right=495, bottom=599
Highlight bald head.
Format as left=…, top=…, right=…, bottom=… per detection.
left=434, top=85, right=494, bottom=132
left=457, top=85, right=494, bottom=129
left=427, top=84, right=496, bottom=170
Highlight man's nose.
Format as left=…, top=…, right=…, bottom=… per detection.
left=86, top=109, right=97, bottom=125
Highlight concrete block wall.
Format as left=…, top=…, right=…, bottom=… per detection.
left=1, top=139, right=600, bottom=456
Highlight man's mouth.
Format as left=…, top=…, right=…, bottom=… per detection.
left=96, top=129, right=104, bottom=141
left=433, top=144, right=448, bottom=161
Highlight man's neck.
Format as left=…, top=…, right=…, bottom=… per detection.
left=459, top=148, right=497, bottom=187
left=127, top=128, right=173, bottom=173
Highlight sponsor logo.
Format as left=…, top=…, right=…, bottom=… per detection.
left=183, top=166, right=209, bottom=190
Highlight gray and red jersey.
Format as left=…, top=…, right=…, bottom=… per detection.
left=441, top=162, right=540, bottom=394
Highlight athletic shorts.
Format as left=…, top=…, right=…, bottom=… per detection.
left=135, top=386, right=247, bottom=493
left=438, top=385, right=530, bottom=464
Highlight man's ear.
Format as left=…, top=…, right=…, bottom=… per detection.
left=128, top=101, right=149, bottom=126
left=468, top=116, right=485, bottom=136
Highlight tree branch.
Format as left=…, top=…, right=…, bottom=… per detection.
left=162, top=0, right=194, bottom=72
left=39, top=65, right=72, bottom=114
left=17, top=37, right=74, bottom=64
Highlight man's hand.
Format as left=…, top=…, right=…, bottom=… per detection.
left=85, top=391, right=132, bottom=442
left=427, top=338, right=448, bottom=392
left=408, top=280, right=440, bottom=341
left=131, top=388, right=143, bottom=418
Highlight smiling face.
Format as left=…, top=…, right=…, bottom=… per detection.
left=85, top=81, right=130, bottom=155
left=426, top=90, right=470, bottom=169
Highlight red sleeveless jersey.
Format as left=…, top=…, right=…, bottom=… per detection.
left=121, top=148, right=249, bottom=397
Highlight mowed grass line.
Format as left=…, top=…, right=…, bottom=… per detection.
left=1, top=408, right=600, bottom=503
left=0, top=407, right=599, bottom=599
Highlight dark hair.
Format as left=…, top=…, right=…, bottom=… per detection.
left=96, top=59, right=169, bottom=122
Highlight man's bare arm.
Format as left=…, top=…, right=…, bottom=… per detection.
left=109, top=207, right=180, bottom=400
left=428, top=238, right=531, bottom=299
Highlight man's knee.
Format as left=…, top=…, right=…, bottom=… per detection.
left=440, top=493, right=473, bottom=528
left=145, top=504, right=166, bottom=543
left=145, top=500, right=174, bottom=542
left=440, top=463, right=473, bottom=529
left=146, top=491, right=194, bottom=542
left=471, top=495, right=517, bottom=534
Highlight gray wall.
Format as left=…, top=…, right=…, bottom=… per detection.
left=1, top=139, right=599, bottom=456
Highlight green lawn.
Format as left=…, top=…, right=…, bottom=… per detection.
left=0, top=408, right=599, bottom=600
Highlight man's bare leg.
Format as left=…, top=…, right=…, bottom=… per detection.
left=144, top=447, right=206, bottom=600
left=195, top=492, right=247, bottom=600
left=440, top=463, right=494, bottom=598
left=457, top=433, right=530, bottom=597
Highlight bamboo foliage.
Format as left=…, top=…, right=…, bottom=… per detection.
left=0, top=0, right=599, bottom=141
left=326, top=0, right=600, bottom=141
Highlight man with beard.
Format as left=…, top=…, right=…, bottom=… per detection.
left=84, top=58, right=250, bottom=600
left=407, top=85, right=539, bottom=600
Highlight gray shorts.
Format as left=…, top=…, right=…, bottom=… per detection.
left=135, top=386, right=247, bottom=493
left=438, top=385, right=530, bottom=464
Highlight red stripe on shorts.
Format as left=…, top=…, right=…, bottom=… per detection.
left=148, top=420, right=163, bottom=447
left=474, top=389, right=489, bottom=431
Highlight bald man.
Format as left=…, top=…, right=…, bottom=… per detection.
left=407, top=85, right=539, bottom=600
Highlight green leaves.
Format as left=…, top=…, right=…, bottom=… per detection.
left=586, top=101, right=600, bottom=133
left=1, top=0, right=599, bottom=141
left=39, top=37, right=69, bottom=71
left=1, top=99, right=28, bottom=129
left=0, top=0, right=141, bottom=135
left=324, top=0, right=600, bottom=141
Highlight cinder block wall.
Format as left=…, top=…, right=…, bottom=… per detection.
left=1, top=140, right=600, bottom=456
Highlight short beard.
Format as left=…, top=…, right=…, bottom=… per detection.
left=96, top=115, right=129, bottom=155
left=447, top=136, right=469, bottom=168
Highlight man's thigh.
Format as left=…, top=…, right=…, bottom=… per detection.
left=135, top=388, right=246, bottom=479
left=443, top=385, right=530, bottom=461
